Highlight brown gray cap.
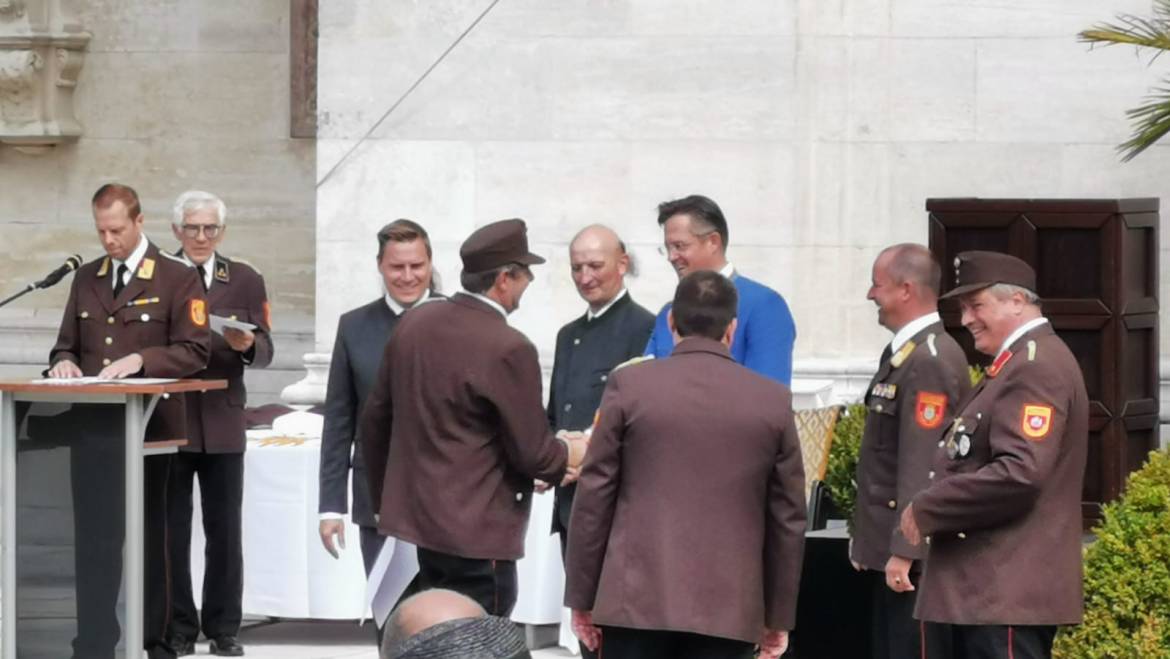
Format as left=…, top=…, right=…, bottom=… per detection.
left=460, top=219, right=546, bottom=272
left=941, top=250, right=1037, bottom=300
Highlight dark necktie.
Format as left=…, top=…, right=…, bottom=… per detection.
left=196, top=264, right=208, bottom=292
left=113, top=264, right=129, bottom=298
left=879, top=344, right=893, bottom=365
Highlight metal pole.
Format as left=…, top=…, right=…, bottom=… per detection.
left=123, top=395, right=144, bottom=658
left=1, top=392, right=16, bottom=659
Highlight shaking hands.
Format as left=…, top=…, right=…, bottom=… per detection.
left=535, top=428, right=591, bottom=492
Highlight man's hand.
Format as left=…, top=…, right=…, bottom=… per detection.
left=758, top=629, right=789, bottom=659
left=319, top=519, right=346, bottom=559
left=900, top=503, right=922, bottom=547
left=848, top=537, right=865, bottom=571
left=534, top=479, right=552, bottom=493
left=885, top=554, right=915, bottom=593
left=560, top=466, right=581, bottom=486
left=223, top=327, right=255, bottom=353
left=564, top=432, right=589, bottom=469
left=571, top=609, right=602, bottom=651
left=98, top=353, right=144, bottom=379
left=48, top=359, right=82, bottom=378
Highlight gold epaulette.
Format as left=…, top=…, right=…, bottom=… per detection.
left=612, top=355, right=655, bottom=372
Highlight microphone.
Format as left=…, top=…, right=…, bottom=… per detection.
left=34, top=254, right=83, bottom=289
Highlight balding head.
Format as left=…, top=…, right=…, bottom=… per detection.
left=383, top=589, right=486, bottom=652
left=867, top=243, right=942, bottom=332
left=569, top=224, right=632, bottom=312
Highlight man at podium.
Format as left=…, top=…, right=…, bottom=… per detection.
left=46, top=183, right=211, bottom=659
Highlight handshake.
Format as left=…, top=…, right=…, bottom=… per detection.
left=536, top=428, right=591, bottom=492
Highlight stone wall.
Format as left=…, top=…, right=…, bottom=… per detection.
left=0, top=0, right=315, bottom=402
left=315, top=0, right=1168, bottom=438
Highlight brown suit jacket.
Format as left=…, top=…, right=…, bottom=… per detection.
left=49, top=240, right=211, bottom=441
left=851, top=321, right=970, bottom=569
left=180, top=253, right=274, bottom=453
left=912, top=322, right=1088, bottom=625
left=359, top=293, right=568, bottom=560
left=564, top=338, right=807, bottom=643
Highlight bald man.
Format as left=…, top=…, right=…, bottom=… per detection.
left=851, top=244, right=968, bottom=659
left=546, top=225, right=655, bottom=656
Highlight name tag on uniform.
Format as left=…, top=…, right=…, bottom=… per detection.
left=871, top=383, right=897, bottom=400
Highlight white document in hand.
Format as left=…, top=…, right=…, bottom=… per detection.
left=366, top=536, right=419, bottom=628
left=209, top=314, right=257, bottom=336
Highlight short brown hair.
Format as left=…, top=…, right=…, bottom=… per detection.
left=377, top=219, right=433, bottom=262
left=92, top=183, right=142, bottom=218
left=672, top=270, right=738, bottom=340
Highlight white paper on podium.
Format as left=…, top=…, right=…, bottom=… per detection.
left=210, top=314, right=257, bottom=335
left=32, top=376, right=179, bottom=385
left=366, top=536, right=419, bottom=628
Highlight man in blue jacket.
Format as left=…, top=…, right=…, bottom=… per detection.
left=644, top=194, right=796, bottom=384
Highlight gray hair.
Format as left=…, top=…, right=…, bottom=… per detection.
left=987, top=283, right=1040, bottom=305
left=172, top=190, right=227, bottom=227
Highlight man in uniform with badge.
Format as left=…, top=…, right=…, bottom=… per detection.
left=850, top=244, right=967, bottom=659
left=47, top=183, right=211, bottom=659
left=899, top=251, right=1089, bottom=659
left=165, top=191, right=274, bottom=656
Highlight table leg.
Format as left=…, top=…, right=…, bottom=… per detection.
left=124, top=395, right=144, bottom=658
left=1, top=392, right=15, bottom=659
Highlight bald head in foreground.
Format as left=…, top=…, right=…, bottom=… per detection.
left=381, top=589, right=530, bottom=659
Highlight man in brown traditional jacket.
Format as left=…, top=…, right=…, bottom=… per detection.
left=901, top=251, right=1089, bottom=659
left=565, top=271, right=807, bottom=659
left=360, top=218, right=588, bottom=616
left=851, top=243, right=968, bottom=659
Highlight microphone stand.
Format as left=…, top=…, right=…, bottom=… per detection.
left=0, top=283, right=39, bottom=309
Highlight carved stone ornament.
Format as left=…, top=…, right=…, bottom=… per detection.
left=0, top=0, right=90, bottom=152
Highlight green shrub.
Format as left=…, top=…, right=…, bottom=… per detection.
left=823, top=402, right=866, bottom=530
left=1054, top=449, right=1170, bottom=659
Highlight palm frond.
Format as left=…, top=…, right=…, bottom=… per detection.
left=1078, top=13, right=1170, bottom=52
left=1117, top=83, right=1170, bottom=161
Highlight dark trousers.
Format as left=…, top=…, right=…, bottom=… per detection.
left=869, top=570, right=952, bottom=659
left=558, top=530, right=597, bottom=659
left=599, top=625, right=754, bottom=659
left=359, top=525, right=388, bottom=647
left=415, top=546, right=517, bottom=616
left=937, top=624, right=1057, bottom=659
left=167, top=451, right=244, bottom=640
left=69, top=406, right=175, bottom=659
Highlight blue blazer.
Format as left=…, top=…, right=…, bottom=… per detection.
left=644, top=273, right=796, bottom=384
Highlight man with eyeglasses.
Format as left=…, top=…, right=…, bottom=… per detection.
left=644, top=195, right=796, bottom=384
left=318, top=219, right=440, bottom=645
left=360, top=219, right=590, bottom=616
left=166, top=190, right=274, bottom=657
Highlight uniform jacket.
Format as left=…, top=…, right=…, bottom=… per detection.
left=359, top=293, right=568, bottom=560
left=912, top=322, right=1088, bottom=625
left=179, top=253, right=273, bottom=453
left=644, top=273, right=796, bottom=384
left=319, top=296, right=430, bottom=527
left=547, top=292, right=655, bottom=535
left=564, top=338, right=807, bottom=643
left=49, top=240, right=211, bottom=441
left=851, top=321, right=970, bottom=569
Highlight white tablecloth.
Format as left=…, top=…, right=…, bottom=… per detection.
left=188, top=434, right=571, bottom=638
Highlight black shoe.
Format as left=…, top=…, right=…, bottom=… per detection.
left=168, top=632, right=196, bottom=656
left=209, top=635, right=245, bottom=656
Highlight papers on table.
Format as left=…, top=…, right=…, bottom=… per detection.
left=210, top=314, right=256, bottom=336
left=367, top=536, right=419, bottom=628
left=32, top=377, right=179, bottom=385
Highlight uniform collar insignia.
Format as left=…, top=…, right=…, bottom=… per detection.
left=890, top=340, right=916, bottom=368
left=96, top=257, right=110, bottom=277
left=987, top=349, right=1013, bottom=378
left=136, top=258, right=155, bottom=281
left=215, top=259, right=230, bottom=283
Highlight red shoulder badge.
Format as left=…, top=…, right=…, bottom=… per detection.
left=1021, top=404, right=1053, bottom=440
left=987, top=350, right=1013, bottom=378
left=915, top=392, right=947, bottom=429
left=189, top=299, right=208, bottom=327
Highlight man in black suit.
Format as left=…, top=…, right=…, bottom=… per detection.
left=546, top=225, right=655, bottom=657
left=318, top=219, right=438, bottom=631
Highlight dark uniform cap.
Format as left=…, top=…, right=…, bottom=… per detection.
left=941, top=250, right=1037, bottom=300
left=386, top=616, right=531, bottom=659
left=460, top=219, right=546, bottom=272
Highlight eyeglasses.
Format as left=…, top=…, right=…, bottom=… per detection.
left=657, top=230, right=715, bottom=257
left=181, top=224, right=222, bottom=239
